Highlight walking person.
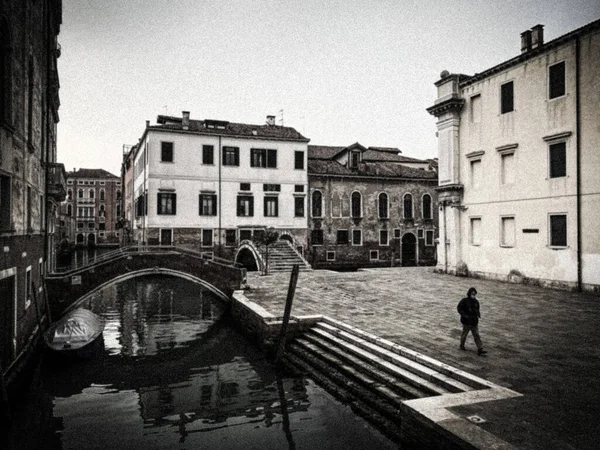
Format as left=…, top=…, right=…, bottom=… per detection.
left=457, top=287, right=487, bottom=355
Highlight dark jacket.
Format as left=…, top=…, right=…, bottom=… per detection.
left=457, top=297, right=481, bottom=326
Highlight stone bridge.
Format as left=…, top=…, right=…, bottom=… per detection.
left=46, top=246, right=246, bottom=318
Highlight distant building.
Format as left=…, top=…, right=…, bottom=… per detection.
left=0, top=0, right=64, bottom=386
left=307, top=143, right=438, bottom=269
left=125, top=112, right=309, bottom=259
left=60, top=168, right=122, bottom=247
left=427, top=19, right=600, bottom=291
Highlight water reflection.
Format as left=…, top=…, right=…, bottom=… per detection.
left=10, top=275, right=396, bottom=450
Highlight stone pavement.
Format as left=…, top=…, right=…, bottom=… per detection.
left=243, top=267, right=600, bottom=450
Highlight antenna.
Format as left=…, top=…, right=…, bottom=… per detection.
left=278, top=109, right=284, bottom=126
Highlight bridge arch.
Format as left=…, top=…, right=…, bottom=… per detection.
left=69, top=268, right=230, bottom=312
left=234, top=240, right=263, bottom=272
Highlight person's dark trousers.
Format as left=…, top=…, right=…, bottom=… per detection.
left=460, top=324, right=483, bottom=350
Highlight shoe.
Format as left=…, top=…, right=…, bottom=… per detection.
left=478, top=349, right=487, bottom=356
left=459, top=345, right=466, bottom=351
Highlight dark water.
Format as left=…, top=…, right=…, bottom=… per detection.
left=8, top=275, right=396, bottom=450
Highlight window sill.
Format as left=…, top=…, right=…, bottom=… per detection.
left=499, top=245, right=514, bottom=248
left=548, top=245, right=569, bottom=250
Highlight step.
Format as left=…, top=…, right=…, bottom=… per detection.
left=291, top=337, right=428, bottom=400
left=314, top=322, right=474, bottom=393
left=303, top=331, right=449, bottom=397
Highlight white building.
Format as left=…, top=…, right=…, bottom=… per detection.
left=130, top=113, right=310, bottom=258
left=427, top=19, right=600, bottom=291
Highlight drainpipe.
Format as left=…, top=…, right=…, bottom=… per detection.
left=576, top=37, right=582, bottom=291
left=218, top=136, right=222, bottom=255
left=442, top=201, right=448, bottom=273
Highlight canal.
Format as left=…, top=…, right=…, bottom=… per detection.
left=7, top=275, right=397, bottom=450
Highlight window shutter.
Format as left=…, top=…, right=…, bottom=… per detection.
left=172, top=194, right=177, bottom=215
left=249, top=197, right=254, bottom=216
left=268, top=150, right=277, bottom=168
left=157, top=194, right=161, bottom=214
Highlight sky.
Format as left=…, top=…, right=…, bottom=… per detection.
left=57, top=0, right=600, bottom=176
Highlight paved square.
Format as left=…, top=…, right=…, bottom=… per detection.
left=244, top=267, right=600, bottom=449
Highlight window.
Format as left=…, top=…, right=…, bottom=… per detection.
left=202, top=145, right=214, bottom=165
left=501, top=216, right=515, bottom=247
left=501, top=153, right=516, bottom=184
left=311, top=229, right=323, bottom=246
left=88, top=223, right=94, bottom=229
left=67, top=204, right=72, bottom=216
left=27, top=59, right=33, bottom=146
left=403, top=193, right=413, bottom=219
left=351, top=192, right=361, bottom=218
left=549, top=61, right=565, bottom=99
left=225, top=229, right=236, bottom=246
left=422, top=194, right=432, bottom=219
left=99, top=223, right=105, bottom=231
left=99, top=204, right=105, bottom=217
left=378, top=193, right=388, bottom=218
left=223, top=146, right=239, bottom=166
left=239, top=229, right=252, bottom=241
left=350, top=151, right=360, bottom=169
left=417, top=228, right=424, bottom=239
left=89, top=189, right=95, bottom=199
left=116, top=204, right=121, bottom=217
left=0, top=175, right=10, bottom=230
left=295, top=151, right=304, bottom=170
left=263, top=184, right=280, bottom=192
left=336, top=230, right=349, bottom=245
left=549, top=214, right=567, bottom=247
left=294, top=185, right=304, bottom=193
left=250, top=149, right=277, bottom=168
left=470, top=94, right=481, bottom=123
left=294, top=197, right=304, bottom=217
left=352, top=229, right=362, bottom=246
left=237, top=196, right=254, bottom=217
left=161, top=142, right=174, bottom=162
left=199, top=193, right=217, bottom=216
left=78, top=189, right=83, bottom=199
left=157, top=192, right=176, bottom=215
left=312, top=191, right=323, bottom=217
left=1, top=18, right=12, bottom=124
left=240, top=183, right=251, bottom=191
left=470, top=160, right=482, bottom=188
left=549, top=142, right=566, bottom=178
left=470, top=217, right=482, bottom=246
left=369, top=250, right=379, bottom=261
left=425, top=230, right=434, bottom=246
left=116, top=190, right=121, bottom=200
left=77, top=222, right=83, bottom=229
left=26, top=186, right=31, bottom=230
left=202, top=229, right=213, bottom=247
left=264, top=197, right=278, bottom=217
left=379, top=229, right=389, bottom=246
left=67, top=189, right=72, bottom=200
left=99, top=189, right=105, bottom=201
left=326, top=251, right=336, bottom=261
left=393, top=229, right=401, bottom=239
left=501, top=81, right=514, bottom=114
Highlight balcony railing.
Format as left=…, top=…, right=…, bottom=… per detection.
left=47, top=162, right=66, bottom=201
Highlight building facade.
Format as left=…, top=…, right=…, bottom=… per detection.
left=427, top=20, right=600, bottom=291
left=307, top=143, right=438, bottom=269
left=60, top=168, right=122, bottom=247
left=127, top=112, right=310, bottom=259
left=0, top=0, right=64, bottom=386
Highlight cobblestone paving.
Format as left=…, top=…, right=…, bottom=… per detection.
left=244, top=267, right=600, bottom=449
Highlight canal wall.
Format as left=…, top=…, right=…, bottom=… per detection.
left=230, top=290, right=321, bottom=354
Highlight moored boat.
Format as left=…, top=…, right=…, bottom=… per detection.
left=44, top=308, right=105, bottom=354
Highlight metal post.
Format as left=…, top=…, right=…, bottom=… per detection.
left=276, top=265, right=300, bottom=363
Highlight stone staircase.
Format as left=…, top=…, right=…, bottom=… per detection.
left=261, top=240, right=311, bottom=272
left=282, top=317, right=490, bottom=444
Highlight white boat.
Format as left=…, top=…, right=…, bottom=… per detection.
left=44, top=308, right=105, bottom=353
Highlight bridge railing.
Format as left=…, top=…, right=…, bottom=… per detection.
left=49, top=245, right=242, bottom=277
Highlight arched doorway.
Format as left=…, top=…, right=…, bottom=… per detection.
left=279, top=234, right=293, bottom=244
left=87, top=233, right=96, bottom=247
left=401, top=233, right=417, bottom=266
left=76, top=233, right=84, bottom=244
left=236, top=248, right=259, bottom=272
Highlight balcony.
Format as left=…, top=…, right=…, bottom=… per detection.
left=47, top=162, right=67, bottom=202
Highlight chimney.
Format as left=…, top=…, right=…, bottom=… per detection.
left=521, top=30, right=532, bottom=53
left=266, top=115, right=276, bottom=126
left=145, top=120, right=150, bottom=128
left=531, top=24, right=544, bottom=49
left=182, top=111, right=190, bottom=130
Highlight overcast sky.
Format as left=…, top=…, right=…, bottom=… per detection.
left=57, top=0, right=600, bottom=176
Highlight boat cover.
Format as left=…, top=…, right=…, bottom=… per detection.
left=45, top=308, right=105, bottom=351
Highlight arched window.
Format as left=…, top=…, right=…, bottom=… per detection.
left=67, top=189, right=72, bottom=201
left=403, top=193, right=413, bottom=219
left=67, top=204, right=72, bottom=216
left=378, top=193, right=388, bottom=218
left=0, top=18, right=12, bottom=124
left=311, top=191, right=322, bottom=217
left=89, top=189, right=95, bottom=199
left=99, top=204, right=105, bottom=217
left=77, top=189, right=83, bottom=199
left=422, top=194, right=432, bottom=219
left=351, top=192, right=362, bottom=218
left=100, top=189, right=105, bottom=201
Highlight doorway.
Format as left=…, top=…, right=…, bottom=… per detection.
left=0, top=274, right=15, bottom=368
left=160, top=229, right=173, bottom=246
left=401, top=233, right=417, bottom=266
